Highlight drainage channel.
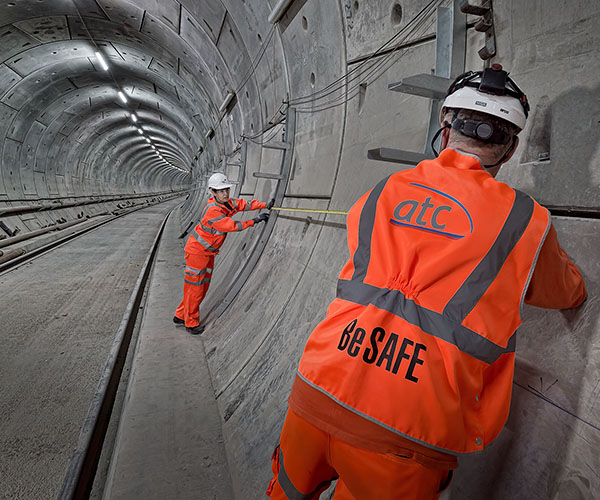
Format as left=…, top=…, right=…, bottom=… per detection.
left=56, top=209, right=173, bottom=500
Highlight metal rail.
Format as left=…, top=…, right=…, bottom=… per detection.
left=0, top=195, right=183, bottom=275
left=57, top=208, right=173, bottom=500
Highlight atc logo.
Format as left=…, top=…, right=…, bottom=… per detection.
left=390, top=183, right=473, bottom=239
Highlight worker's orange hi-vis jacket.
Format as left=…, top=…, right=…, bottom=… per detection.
left=185, top=196, right=266, bottom=255
left=295, top=148, right=586, bottom=456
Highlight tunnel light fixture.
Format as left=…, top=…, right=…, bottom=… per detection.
left=95, top=51, right=109, bottom=71
left=118, top=91, right=128, bottom=104
left=218, top=91, right=236, bottom=113
left=130, top=113, right=138, bottom=123
left=145, top=137, right=151, bottom=143
left=268, top=0, right=295, bottom=24
left=205, top=128, right=215, bottom=140
left=137, top=128, right=143, bottom=134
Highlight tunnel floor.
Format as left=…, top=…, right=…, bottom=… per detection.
left=0, top=200, right=179, bottom=499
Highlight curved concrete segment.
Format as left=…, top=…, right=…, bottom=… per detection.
left=0, top=0, right=598, bottom=499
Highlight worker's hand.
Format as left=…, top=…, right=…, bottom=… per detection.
left=266, top=198, right=275, bottom=210
left=253, top=213, right=270, bottom=224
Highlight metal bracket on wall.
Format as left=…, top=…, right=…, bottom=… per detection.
left=368, top=0, right=466, bottom=166
left=252, top=172, right=285, bottom=180
left=460, top=0, right=496, bottom=60
left=229, top=140, right=247, bottom=199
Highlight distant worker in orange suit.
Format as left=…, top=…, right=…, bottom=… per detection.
left=174, top=172, right=274, bottom=334
left=266, top=65, right=587, bottom=499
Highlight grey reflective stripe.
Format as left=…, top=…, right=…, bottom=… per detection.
left=201, top=222, right=226, bottom=235
left=235, top=221, right=243, bottom=231
left=191, top=229, right=220, bottom=252
left=209, top=214, right=227, bottom=223
left=443, top=190, right=534, bottom=322
left=185, top=266, right=203, bottom=274
left=278, top=449, right=309, bottom=500
left=351, top=176, right=391, bottom=282
left=185, top=269, right=211, bottom=277
left=337, top=279, right=515, bottom=364
left=297, top=372, right=465, bottom=456
left=184, top=277, right=212, bottom=286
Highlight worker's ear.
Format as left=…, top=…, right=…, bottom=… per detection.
left=441, top=122, right=451, bottom=150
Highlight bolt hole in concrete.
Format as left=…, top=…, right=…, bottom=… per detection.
left=310, top=72, right=316, bottom=87
left=302, top=16, right=308, bottom=30
left=391, top=1, right=403, bottom=26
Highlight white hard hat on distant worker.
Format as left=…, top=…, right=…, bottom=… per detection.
left=208, top=172, right=233, bottom=190
left=441, top=64, right=530, bottom=137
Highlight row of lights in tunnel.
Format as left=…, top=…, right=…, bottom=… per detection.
left=68, top=0, right=188, bottom=176
left=94, top=51, right=187, bottom=175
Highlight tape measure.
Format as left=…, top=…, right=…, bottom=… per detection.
left=271, top=207, right=348, bottom=215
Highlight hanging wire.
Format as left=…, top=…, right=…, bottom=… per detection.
left=288, top=0, right=441, bottom=107
left=293, top=1, right=440, bottom=113
left=207, top=1, right=441, bottom=158
left=295, top=12, right=438, bottom=113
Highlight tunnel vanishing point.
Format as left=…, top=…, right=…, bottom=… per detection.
left=0, top=1, right=599, bottom=499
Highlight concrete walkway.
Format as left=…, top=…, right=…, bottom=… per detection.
left=103, top=208, right=233, bottom=500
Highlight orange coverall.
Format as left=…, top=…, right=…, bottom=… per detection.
left=267, top=149, right=586, bottom=500
left=174, top=196, right=266, bottom=328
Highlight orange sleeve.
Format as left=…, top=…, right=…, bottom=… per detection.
left=524, top=224, right=587, bottom=309
left=249, top=200, right=267, bottom=210
left=231, top=198, right=266, bottom=211
left=205, top=205, right=255, bottom=233
left=210, top=216, right=254, bottom=232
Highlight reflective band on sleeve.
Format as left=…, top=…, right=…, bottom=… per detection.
left=184, top=277, right=212, bottom=286
left=443, top=190, right=534, bottom=322
left=277, top=449, right=310, bottom=500
left=191, top=229, right=220, bottom=253
left=337, top=279, right=515, bottom=364
left=352, top=176, right=391, bottom=282
left=235, top=221, right=243, bottom=231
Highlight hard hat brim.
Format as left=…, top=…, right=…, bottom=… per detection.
left=442, top=87, right=527, bottom=130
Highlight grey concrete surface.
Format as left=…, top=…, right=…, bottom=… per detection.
left=102, top=207, right=233, bottom=500
left=0, top=200, right=179, bottom=500
left=0, top=1, right=598, bottom=499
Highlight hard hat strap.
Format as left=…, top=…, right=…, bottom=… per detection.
left=483, top=136, right=518, bottom=169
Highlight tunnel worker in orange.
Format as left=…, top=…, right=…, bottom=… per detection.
left=174, top=172, right=273, bottom=334
left=267, top=66, right=587, bottom=500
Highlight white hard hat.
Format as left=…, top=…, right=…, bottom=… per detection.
left=208, top=172, right=233, bottom=190
left=442, top=65, right=529, bottom=131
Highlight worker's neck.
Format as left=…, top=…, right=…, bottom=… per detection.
left=445, top=144, right=501, bottom=178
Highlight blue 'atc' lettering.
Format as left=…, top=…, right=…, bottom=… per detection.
left=337, top=319, right=426, bottom=383
left=390, top=183, right=473, bottom=239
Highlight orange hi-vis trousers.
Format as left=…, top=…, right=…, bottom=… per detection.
left=267, top=410, right=452, bottom=500
left=174, top=252, right=214, bottom=328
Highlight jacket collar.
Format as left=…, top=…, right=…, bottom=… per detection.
left=208, top=196, right=234, bottom=211
left=440, top=147, right=485, bottom=172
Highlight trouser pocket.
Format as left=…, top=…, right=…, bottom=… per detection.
left=266, top=444, right=281, bottom=497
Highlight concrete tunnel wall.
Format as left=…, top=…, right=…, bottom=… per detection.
left=0, top=1, right=598, bottom=499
